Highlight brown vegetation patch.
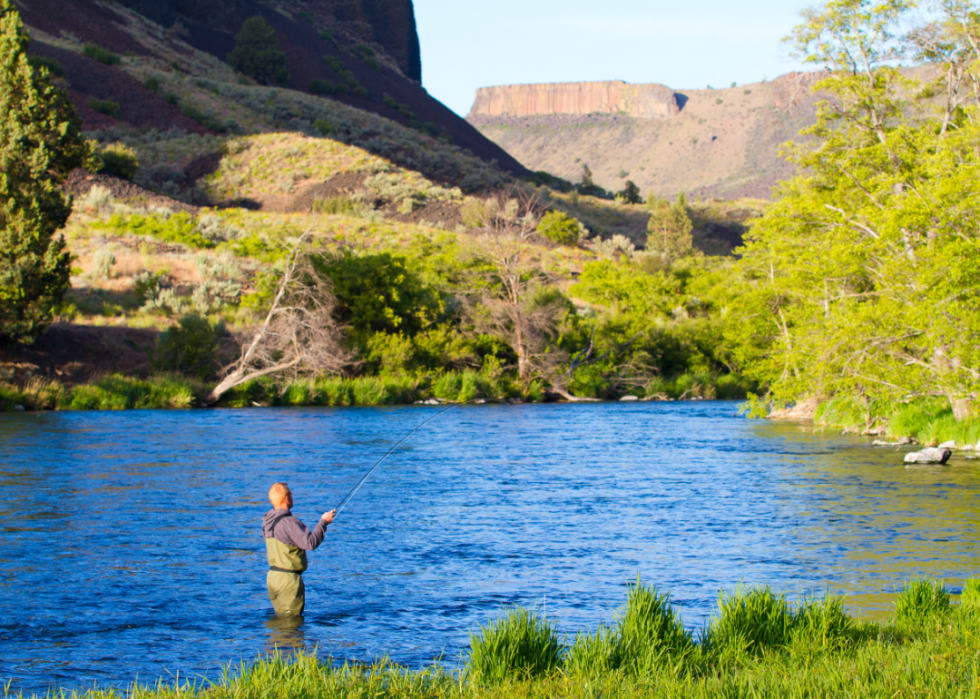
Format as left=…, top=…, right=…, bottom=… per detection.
left=65, top=170, right=200, bottom=214
left=29, top=41, right=208, bottom=133
left=285, top=172, right=372, bottom=213
left=390, top=200, right=463, bottom=229
left=0, top=323, right=157, bottom=386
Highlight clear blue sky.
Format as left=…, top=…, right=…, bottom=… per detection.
left=414, top=0, right=814, bottom=116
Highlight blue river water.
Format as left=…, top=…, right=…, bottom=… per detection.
left=1, top=402, right=979, bottom=694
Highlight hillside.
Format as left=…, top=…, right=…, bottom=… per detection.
left=468, top=72, right=832, bottom=201
left=19, top=0, right=528, bottom=183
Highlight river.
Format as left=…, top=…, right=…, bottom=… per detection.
left=1, top=402, right=978, bottom=694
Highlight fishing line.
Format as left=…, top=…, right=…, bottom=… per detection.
left=334, top=400, right=474, bottom=515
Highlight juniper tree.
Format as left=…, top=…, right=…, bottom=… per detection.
left=646, top=193, right=693, bottom=264
left=227, top=16, right=290, bottom=86
left=0, top=0, right=85, bottom=341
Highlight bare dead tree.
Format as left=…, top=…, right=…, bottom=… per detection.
left=466, top=190, right=568, bottom=388
left=205, top=233, right=351, bottom=405
left=546, top=324, right=648, bottom=401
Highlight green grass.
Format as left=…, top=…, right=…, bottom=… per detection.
left=93, top=212, right=215, bottom=250
left=22, top=577, right=980, bottom=699
left=705, top=584, right=795, bottom=661
left=813, top=395, right=980, bottom=444
left=66, top=374, right=198, bottom=410
left=895, top=579, right=951, bottom=624
left=0, top=376, right=198, bottom=411
left=468, top=607, right=562, bottom=684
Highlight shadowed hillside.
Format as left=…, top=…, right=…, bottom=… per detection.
left=19, top=0, right=528, bottom=180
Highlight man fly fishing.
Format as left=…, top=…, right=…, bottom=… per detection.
left=262, top=482, right=335, bottom=616
left=260, top=402, right=476, bottom=615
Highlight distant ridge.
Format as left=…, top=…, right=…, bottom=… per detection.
left=469, top=81, right=680, bottom=120
left=468, top=71, right=831, bottom=200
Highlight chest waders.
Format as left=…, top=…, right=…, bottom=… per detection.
left=266, top=520, right=307, bottom=616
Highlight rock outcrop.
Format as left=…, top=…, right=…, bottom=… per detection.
left=469, top=81, right=680, bottom=120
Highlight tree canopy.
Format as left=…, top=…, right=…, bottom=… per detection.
left=730, top=0, right=980, bottom=420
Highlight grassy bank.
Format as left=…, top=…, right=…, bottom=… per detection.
left=17, top=579, right=980, bottom=699
left=815, top=395, right=980, bottom=446
left=0, top=370, right=752, bottom=412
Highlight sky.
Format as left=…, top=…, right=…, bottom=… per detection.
left=413, top=0, right=815, bottom=116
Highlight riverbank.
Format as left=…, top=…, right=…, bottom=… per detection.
left=806, top=395, right=980, bottom=449
left=0, top=369, right=752, bottom=411
left=17, top=579, right=980, bottom=699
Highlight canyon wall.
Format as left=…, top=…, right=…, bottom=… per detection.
left=468, top=81, right=680, bottom=120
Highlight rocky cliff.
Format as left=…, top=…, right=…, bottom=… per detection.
left=112, top=0, right=421, bottom=82
left=469, top=81, right=680, bottom=120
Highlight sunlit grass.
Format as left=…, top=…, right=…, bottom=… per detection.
left=16, top=577, right=980, bottom=699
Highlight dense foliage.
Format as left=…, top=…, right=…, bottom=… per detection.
left=731, top=0, right=980, bottom=421
left=0, top=0, right=84, bottom=341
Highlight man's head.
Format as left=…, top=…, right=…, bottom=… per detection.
left=269, top=482, right=293, bottom=510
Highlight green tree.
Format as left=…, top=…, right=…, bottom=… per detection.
left=0, top=0, right=85, bottom=341
left=732, top=0, right=980, bottom=420
left=227, top=16, right=290, bottom=86
left=646, top=193, right=694, bottom=264
left=618, top=180, right=642, bottom=204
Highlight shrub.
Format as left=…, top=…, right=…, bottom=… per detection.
left=706, top=585, right=794, bottom=660
left=227, top=16, right=289, bottom=86
left=460, top=197, right=497, bottom=228
left=144, top=75, right=160, bottom=92
left=87, top=97, right=120, bottom=118
left=895, top=579, right=950, bottom=624
left=152, top=314, right=220, bottom=380
left=611, top=582, right=694, bottom=676
left=313, top=196, right=357, bottom=215
left=99, top=142, right=139, bottom=180
left=81, top=43, right=120, bottom=66
left=92, top=248, right=115, bottom=279
left=536, top=210, right=583, bottom=245
left=467, top=607, right=562, bottom=684
left=78, top=184, right=113, bottom=214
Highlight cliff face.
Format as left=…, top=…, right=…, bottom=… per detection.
left=112, top=0, right=421, bottom=82
left=469, top=81, right=680, bottom=120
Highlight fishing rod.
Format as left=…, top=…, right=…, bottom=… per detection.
left=333, top=400, right=476, bottom=515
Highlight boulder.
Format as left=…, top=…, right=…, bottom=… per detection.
left=904, top=448, right=953, bottom=465
left=13, top=405, right=25, bottom=412
left=939, top=440, right=957, bottom=449
left=619, top=395, right=639, bottom=402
